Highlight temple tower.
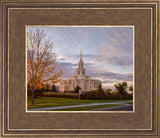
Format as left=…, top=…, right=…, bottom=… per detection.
left=76, top=49, right=85, bottom=76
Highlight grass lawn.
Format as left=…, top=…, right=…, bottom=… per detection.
left=126, top=101, right=133, bottom=104
left=28, top=97, right=132, bottom=109
left=51, top=104, right=120, bottom=111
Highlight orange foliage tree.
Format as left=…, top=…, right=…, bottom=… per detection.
left=27, top=28, right=63, bottom=105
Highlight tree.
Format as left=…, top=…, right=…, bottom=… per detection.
left=27, top=29, right=63, bottom=105
left=129, top=84, right=133, bottom=93
left=97, top=84, right=104, bottom=94
left=74, top=85, right=81, bottom=93
left=52, top=84, right=57, bottom=92
left=106, top=88, right=112, bottom=95
left=114, top=81, right=128, bottom=99
left=45, top=83, right=50, bottom=92
left=27, top=84, right=32, bottom=99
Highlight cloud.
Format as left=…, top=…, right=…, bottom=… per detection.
left=112, top=27, right=133, bottom=48
left=100, top=72, right=133, bottom=81
left=102, top=79, right=117, bottom=83
left=91, top=70, right=132, bottom=82
left=55, top=62, right=76, bottom=78
left=49, top=27, right=133, bottom=67
left=55, top=60, right=133, bottom=89
left=59, top=58, right=65, bottom=61
left=85, top=64, right=133, bottom=82
left=68, top=54, right=95, bottom=59
left=97, top=46, right=133, bottom=66
left=89, top=69, right=133, bottom=89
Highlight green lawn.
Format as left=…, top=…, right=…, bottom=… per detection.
left=126, top=101, right=133, bottom=104
left=52, top=104, right=120, bottom=111
left=28, top=97, right=132, bottom=109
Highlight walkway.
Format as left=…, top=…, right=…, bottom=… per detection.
left=89, top=105, right=133, bottom=111
left=28, top=101, right=132, bottom=111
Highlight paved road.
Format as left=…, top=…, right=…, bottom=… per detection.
left=28, top=101, right=132, bottom=111
left=89, top=105, right=133, bottom=111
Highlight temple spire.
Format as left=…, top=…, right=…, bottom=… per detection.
left=79, top=49, right=83, bottom=69
left=77, top=49, right=85, bottom=76
left=80, top=49, right=82, bottom=59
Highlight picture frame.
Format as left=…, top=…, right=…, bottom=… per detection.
left=26, top=25, right=134, bottom=112
left=0, top=0, right=159, bottom=137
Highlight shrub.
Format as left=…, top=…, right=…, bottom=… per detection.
left=34, top=88, right=45, bottom=99
left=42, top=91, right=132, bottom=100
left=81, top=92, right=132, bottom=100
left=43, top=92, right=79, bottom=99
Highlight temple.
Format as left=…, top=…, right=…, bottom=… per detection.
left=60, top=49, right=101, bottom=92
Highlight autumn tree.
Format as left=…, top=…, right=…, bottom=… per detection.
left=27, top=28, right=63, bottom=105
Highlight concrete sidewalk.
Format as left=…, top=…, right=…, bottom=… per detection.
left=28, top=101, right=132, bottom=111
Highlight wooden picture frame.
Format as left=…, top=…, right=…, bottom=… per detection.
left=0, top=0, right=159, bottom=137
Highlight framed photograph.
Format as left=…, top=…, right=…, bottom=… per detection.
left=26, top=26, right=134, bottom=112
left=1, top=0, right=159, bottom=137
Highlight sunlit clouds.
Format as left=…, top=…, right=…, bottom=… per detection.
left=28, top=26, right=133, bottom=89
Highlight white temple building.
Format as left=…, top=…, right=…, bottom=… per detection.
left=60, top=50, right=101, bottom=93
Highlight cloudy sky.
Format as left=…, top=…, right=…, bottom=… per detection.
left=28, top=26, right=133, bottom=89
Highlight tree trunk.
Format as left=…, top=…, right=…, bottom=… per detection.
left=31, top=88, right=35, bottom=105
left=120, top=94, right=122, bottom=100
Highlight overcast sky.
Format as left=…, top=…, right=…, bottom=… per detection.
left=27, top=26, right=133, bottom=89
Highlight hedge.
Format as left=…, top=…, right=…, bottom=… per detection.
left=43, top=92, right=79, bottom=99
left=43, top=92, right=132, bottom=100
left=81, top=92, right=132, bottom=100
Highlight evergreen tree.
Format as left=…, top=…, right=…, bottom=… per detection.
left=74, top=85, right=81, bottom=93
left=97, top=84, right=104, bottom=94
